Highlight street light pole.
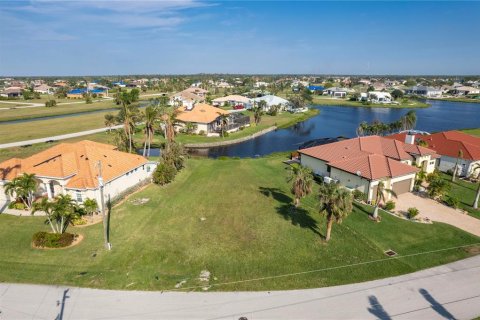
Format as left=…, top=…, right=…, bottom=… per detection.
left=97, top=160, right=111, bottom=250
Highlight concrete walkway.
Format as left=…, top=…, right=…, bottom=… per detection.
left=0, top=125, right=123, bottom=149
left=396, top=193, right=480, bottom=237
left=1, top=255, right=480, bottom=319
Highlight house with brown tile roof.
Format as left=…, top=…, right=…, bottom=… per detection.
left=387, top=131, right=480, bottom=178
left=299, top=136, right=439, bottom=201
left=0, top=141, right=157, bottom=209
left=175, top=103, right=249, bottom=136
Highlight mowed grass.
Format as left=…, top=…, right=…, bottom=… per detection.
left=311, top=96, right=430, bottom=108
left=0, top=156, right=478, bottom=291
left=463, top=128, right=480, bottom=137
left=441, top=173, right=480, bottom=219
left=0, top=111, right=114, bottom=144
left=0, top=100, right=119, bottom=122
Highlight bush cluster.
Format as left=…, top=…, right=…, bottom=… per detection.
left=352, top=189, right=367, bottom=202
left=8, top=202, right=26, bottom=210
left=32, top=232, right=75, bottom=248
left=384, top=200, right=396, bottom=211
left=407, top=207, right=420, bottom=219
left=153, top=162, right=177, bottom=185
left=444, top=196, right=460, bottom=209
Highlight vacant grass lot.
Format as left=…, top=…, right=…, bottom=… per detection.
left=0, top=100, right=119, bottom=122
left=0, top=156, right=478, bottom=291
left=463, top=128, right=480, bottom=137
left=441, top=172, right=480, bottom=219
left=0, top=111, right=114, bottom=144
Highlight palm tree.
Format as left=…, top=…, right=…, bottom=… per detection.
left=252, top=101, right=264, bottom=125
left=373, top=181, right=397, bottom=219
left=142, top=105, right=158, bottom=157
left=159, top=104, right=181, bottom=152
left=318, top=182, right=353, bottom=242
left=401, top=110, right=417, bottom=131
left=4, top=173, right=37, bottom=210
left=83, top=198, right=98, bottom=216
left=356, top=121, right=368, bottom=137
left=217, top=113, right=229, bottom=138
left=32, top=195, right=81, bottom=234
left=452, top=149, right=464, bottom=182
left=104, top=113, right=116, bottom=132
left=287, top=164, right=313, bottom=208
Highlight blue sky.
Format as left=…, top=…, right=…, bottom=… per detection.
left=0, top=1, right=479, bottom=76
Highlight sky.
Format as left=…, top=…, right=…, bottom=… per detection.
left=0, top=0, right=479, bottom=76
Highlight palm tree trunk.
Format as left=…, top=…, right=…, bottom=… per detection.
left=474, top=183, right=480, bottom=209
left=452, top=159, right=460, bottom=182
left=325, top=216, right=334, bottom=242
left=142, top=131, right=147, bottom=157
left=294, top=197, right=300, bottom=208
left=373, top=205, right=379, bottom=219
left=46, top=216, right=57, bottom=234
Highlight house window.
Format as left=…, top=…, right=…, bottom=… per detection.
left=147, top=166, right=151, bottom=172
left=75, top=191, right=83, bottom=203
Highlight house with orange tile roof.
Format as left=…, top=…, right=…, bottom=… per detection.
left=175, top=103, right=249, bottom=136
left=0, top=140, right=157, bottom=210
left=299, top=136, right=439, bottom=201
left=387, top=131, right=480, bottom=178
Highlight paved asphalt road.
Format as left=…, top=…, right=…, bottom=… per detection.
left=1, top=255, right=480, bottom=319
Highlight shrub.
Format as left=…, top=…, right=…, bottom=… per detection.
left=444, top=196, right=460, bottom=209
left=352, top=189, right=367, bottom=202
left=198, top=130, right=206, bottom=136
left=384, top=200, right=396, bottom=211
left=32, top=232, right=76, bottom=248
left=71, top=217, right=87, bottom=226
left=8, top=202, right=26, bottom=210
left=407, top=207, right=420, bottom=219
left=153, top=162, right=177, bottom=185
left=45, top=100, right=57, bottom=107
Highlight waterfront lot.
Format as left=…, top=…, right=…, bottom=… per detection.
left=0, top=155, right=478, bottom=291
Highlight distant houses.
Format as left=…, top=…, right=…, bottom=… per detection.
left=251, top=95, right=291, bottom=112
left=323, top=87, right=353, bottom=98
left=405, top=86, right=442, bottom=98
left=0, top=87, right=22, bottom=98
left=212, top=95, right=252, bottom=109
left=67, top=88, right=108, bottom=99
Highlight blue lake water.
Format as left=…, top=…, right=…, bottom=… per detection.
left=195, top=100, right=480, bottom=158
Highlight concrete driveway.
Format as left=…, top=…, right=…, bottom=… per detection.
left=396, top=193, right=480, bottom=237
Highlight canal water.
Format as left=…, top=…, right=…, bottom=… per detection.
left=191, top=99, right=480, bottom=158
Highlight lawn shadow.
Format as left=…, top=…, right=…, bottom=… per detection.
left=259, top=187, right=323, bottom=237
left=354, top=202, right=373, bottom=217
left=419, top=288, right=456, bottom=320
left=367, top=295, right=392, bottom=320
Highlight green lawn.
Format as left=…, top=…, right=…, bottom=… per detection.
left=0, top=155, right=478, bottom=291
left=311, top=96, right=430, bottom=108
left=463, top=128, right=480, bottom=137
left=440, top=172, right=480, bottom=219
left=0, top=100, right=119, bottom=122
left=0, top=111, right=113, bottom=144
left=429, top=97, right=480, bottom=104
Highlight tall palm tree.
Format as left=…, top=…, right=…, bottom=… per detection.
left=159, top=104, right=181, bottom=151
left=252, top=101, right=264, bottom=125
left=104, top=113, right=116, bottom=132
left=32, top=195, right=81, bottom=234
left=142, top=105, right=158, bottom=157
left=4, top=173, right=37, bottom=210
left=373, top=181, right=397, bottom=219
left=452, top=149, right=464, bottom=182
left=401, top=110, right=417, bottom=131
left=287, top=164, right=313, bottom=208
left=318, top=182, right=353, bottom=242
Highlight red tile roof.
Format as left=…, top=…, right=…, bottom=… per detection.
left=299, top=136, right=429, bottom=180
left=387, top=131, right=480, bottom=161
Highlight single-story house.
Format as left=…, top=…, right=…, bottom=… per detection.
left=0, top=87, right=22, bottom=98
left=323, top=87, right=352, bottom=98
left=170, top=91, right=205, bottom=108
left=387, top=131, right=480, bottom=178
left=308, top=85, right=325, bottom=93
left=67, top=88, right=107, bottom=99
left=0, top=140, right=157, bottom=210
left=251, top=95, right=290, bottom=111
left=404, top=86, right=442, bottom=98
left=212, top=95, right=252, bottom=108
left=34, top=84, right=54, bottom=95
left=176, top=103, right=249, bottom=136
left=299, top=136, right=439, bottom=202
left=449, top=86, right=480, bottom=96
left=368, top=91, right=392, bottom=103
left=182, top=87, right=208, bottom=98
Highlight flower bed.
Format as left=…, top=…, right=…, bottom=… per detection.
left=32, top=232, right=80, bottom=249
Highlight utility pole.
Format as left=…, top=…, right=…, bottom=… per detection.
left=97, top=160, right=111, bottom=250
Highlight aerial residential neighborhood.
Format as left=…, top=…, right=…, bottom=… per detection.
left=0, top=1, right=480, bottom=319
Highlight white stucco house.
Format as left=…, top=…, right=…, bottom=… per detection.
left=251, top=95, right=291, bottom=112
left=212, top=95, right=252, bottom=108
left=368, top=91, right=392, bottom=103
left=299, top=136, right=439, bottom=202
left=0, top=141, right=157, bottom=211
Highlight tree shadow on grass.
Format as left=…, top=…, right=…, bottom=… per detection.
left=259, top=187, right=323, bottom=237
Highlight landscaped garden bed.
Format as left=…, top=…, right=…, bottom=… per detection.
left=32, top=232, right=82, bottom=249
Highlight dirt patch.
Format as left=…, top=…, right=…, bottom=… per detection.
left=465, top=245, right=480, bottom=255
left=32, top=234, right=84, bottom=250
